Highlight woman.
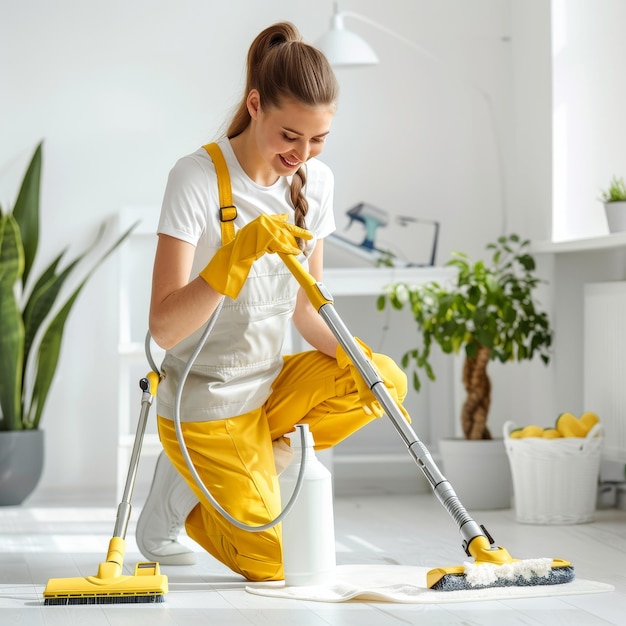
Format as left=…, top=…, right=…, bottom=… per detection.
left=136, top=21, right=407, bottom=582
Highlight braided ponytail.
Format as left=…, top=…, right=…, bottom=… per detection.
left=290, top=166, right=308, bottom=249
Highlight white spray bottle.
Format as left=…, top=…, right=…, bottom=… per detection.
left=279, top=424, right=336, bottom=586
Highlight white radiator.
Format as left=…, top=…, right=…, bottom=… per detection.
left=584, top=282, right=626, bottom=462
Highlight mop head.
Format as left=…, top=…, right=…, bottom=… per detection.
left=428, top=558, right=575, bottom=591
left=43, top=538, right=168, bottom=605
left=426, top=535, right=575, bottom=591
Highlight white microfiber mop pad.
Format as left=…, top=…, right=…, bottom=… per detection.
left=244, top=564, right=614, bottom=604
left=463, top=557, right=553, bottom=587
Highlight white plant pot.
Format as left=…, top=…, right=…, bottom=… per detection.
left=438, top=437, right=512, bottom=510
left=604, top=201, right=626, bottom=233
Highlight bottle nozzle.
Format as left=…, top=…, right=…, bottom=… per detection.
left=286, top=424, right=316, bottom=449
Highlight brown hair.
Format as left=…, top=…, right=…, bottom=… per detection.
left=227, top=22, right=338, bottom=248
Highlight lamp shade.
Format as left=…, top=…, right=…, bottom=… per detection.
left=315, top=14, right=379, bottom=67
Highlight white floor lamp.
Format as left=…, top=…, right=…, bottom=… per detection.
left=315, top=2, right=507, bottom=236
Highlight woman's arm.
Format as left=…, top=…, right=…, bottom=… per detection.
left=149, top=234, right=224, bottom=350
left=291, top=239, right=339, bottom=357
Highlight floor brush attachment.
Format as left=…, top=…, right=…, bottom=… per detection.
left=44, top=372, right=168, bottom=605
left=43, top=537, right=168, bottom=605
left=426, top=534, right=575, bottom=591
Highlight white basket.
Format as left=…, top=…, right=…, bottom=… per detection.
left=503, top=421, right=604, bottom=524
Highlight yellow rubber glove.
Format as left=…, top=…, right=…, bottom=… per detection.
left=336, top=337, right=409, bottom=420
left=200, top=214, right=312, bottom=299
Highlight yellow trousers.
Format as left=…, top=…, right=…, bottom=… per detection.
left=157, top=348, right=407, bottom=581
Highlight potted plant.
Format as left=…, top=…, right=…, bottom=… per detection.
left=0, top=143, right=134, bottom=505
left=599, top=175, right=626, bottom=234
left=377, top=234, right=553, bottom=508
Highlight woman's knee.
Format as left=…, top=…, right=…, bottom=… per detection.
left=228, top=534, right=284, bottom=582
left=373, top=353, right=408, bottom=400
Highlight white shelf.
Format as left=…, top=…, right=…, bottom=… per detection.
left=531, top=231, right=626, bottom=254
left=118, top=342, right=147, bottom=356
left=323, top=266, right=455, bottom=296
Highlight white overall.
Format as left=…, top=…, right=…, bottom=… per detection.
left=157, top=252, right=306, bottom=422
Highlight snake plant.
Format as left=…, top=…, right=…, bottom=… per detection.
left=0, top=143, right=135, bottom=431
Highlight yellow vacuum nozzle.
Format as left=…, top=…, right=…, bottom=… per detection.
left=43, top=538, right=168, bottom=605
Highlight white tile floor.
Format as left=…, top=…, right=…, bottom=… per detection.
left=1, top=491, right=625, bottom=625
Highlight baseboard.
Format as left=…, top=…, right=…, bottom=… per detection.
left=26, top=452, right=433, bottom=506
left=332, top=453, right=431, bottom=496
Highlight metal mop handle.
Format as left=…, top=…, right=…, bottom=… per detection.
left=112, top=371, right=158, bottom=539
left=278, top=252, right=487, bottom=553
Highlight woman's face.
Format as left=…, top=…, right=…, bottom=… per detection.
left=248, top=91, right=335, bottom=180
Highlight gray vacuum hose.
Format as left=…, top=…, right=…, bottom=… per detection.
left=147, top=296, right=309, bottom=532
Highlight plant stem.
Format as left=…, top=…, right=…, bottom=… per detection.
left=461, top=346, right=492, bottom=440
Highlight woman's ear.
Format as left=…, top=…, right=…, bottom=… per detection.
left=246, top=89, right=261, bottom=120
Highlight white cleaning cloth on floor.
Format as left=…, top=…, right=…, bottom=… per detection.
left=245, top=564, right=614, bottom=604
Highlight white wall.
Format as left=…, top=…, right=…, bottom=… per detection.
left=325, top=0, right=512, bottom=261
left=494, top=0, right=556, bottom=431
left=551, top=0, right=626, bottom=241
left=1, top=0, right=549, bottom=500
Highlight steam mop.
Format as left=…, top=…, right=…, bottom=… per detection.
left=43, top=371, right=168, bottom=604
left=277, top=251, right=575, bottom=591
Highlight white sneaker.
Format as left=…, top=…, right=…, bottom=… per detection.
left=136, top=451, right=199, bottom=565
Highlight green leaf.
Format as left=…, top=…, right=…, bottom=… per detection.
left=466, top=342, right=478, bottom=359
left=25, top=289, right=78, bottom=429
left=12, top=142, right=42, bottom=288
left=412, top=370, right=421, bottom=392
left=485, top=274, right=500, bottom=294
left=0, top=215, right=25, bottom=430
left=22, top=252, right=67, bottom=364
left=518, top=254, right=536, bottom=271
left=424, top=361, right=435, bottom=381
left=475, top=329, right=494, bottom=348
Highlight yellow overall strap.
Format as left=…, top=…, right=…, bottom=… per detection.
left=203, top=142, right=237, bottom=245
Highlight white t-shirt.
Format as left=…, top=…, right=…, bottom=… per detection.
left=158, top=137, right=336, bottom=276
left=155, top=137, right=336, bottom=421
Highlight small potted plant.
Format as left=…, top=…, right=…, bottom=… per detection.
left=377, top=234, right=553, bottom=508
left=0, top=143, right=134, bottom=505
left=600, top=176, right=626, bottom=234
